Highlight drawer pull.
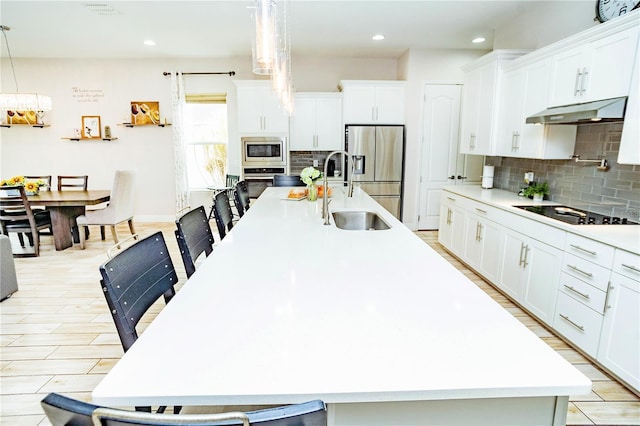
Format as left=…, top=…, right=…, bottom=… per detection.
left=563, top=284, right=590, bottom=300
left=447, top=197, right=456, bottom=202
left=567, top=264, right=593, bottom=278
left=475, top=208, right=487, bottom=214
left=570, top=244, right=597, bottom=256
left=621, top=263, right=640, bottom=273
left=559, top=314, right=585, bottom=331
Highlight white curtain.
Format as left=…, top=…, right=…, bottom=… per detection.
left=170, top=72, right=189, bottom=215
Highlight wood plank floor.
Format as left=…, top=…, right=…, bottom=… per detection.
left=1, top=223, right=638, bottom=425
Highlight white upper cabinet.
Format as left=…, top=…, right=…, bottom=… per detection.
left=235, top=81, right=289, bottom=134
left=290, top=93, right=342, bottom=151
left=619, top=36, right=640, bottom=165
left=340, top=81, right=405, bottom=124
left=548, top=26, right=639, bottom=107
left=496, top=59, right=577, bottom=159
left=459, top=50, right=527, bottom=156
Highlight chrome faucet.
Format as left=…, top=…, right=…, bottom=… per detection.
left=323, top=150, right=355, bottom=225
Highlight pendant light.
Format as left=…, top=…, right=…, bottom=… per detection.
left=0, top=25, right=52, bottom=123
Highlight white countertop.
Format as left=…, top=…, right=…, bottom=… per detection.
left=442, top=185, right=640, bottom=255
left=92, top=187, right=590, bottom=407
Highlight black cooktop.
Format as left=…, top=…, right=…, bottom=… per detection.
left=514, top=205, right=638, bottom=225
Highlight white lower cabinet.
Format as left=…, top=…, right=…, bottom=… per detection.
left=437, top=189, right=639, bottom=392
left=597, top=250, right=640, bottom=391
left=499, top=228, right=563, bottom=325
left=463, top=212, right=503, bottom=284
left=438, top=194, right=466, bottom=258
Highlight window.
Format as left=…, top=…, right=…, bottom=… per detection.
left=183, top=93, right=228, bottom=189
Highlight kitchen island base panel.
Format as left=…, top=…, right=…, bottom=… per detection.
left=328, top=396, right=568, bottom=426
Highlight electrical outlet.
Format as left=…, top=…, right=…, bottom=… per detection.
left=313, top=160, right=319, bottom=167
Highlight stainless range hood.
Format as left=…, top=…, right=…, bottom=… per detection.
left=526, top=97, right=627, bottom=125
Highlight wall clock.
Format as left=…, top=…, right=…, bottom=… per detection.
left=596, top=0, right=640, bottom=22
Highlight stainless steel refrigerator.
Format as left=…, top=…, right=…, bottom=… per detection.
left=345, top=125, right=405, bottom=220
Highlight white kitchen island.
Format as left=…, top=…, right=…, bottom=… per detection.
left=92, top=187, right=591, bottom=425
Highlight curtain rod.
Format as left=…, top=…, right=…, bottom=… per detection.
left=162, top=71, right=235, bottom=76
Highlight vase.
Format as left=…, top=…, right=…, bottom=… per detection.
left=533, top=193, right=543, bottom=202
left=307, top=184, right=318, bottom=201
left=25, top=189, right=39, bottom=196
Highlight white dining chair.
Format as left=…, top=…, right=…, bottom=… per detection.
left=76, top=170, right=136, bottom=249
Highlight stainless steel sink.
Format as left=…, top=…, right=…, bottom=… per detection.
left=331, top=211, right=390, bottom=231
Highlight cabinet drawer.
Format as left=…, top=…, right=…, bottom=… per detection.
left=559, top=272, right=606, bottom=314
left=563, top=253, right=611, bottom=292
left=466, top=200, right=509, bottom=224
left=503, top=213, right=566, bottom=249
left=554, top=292, right=603, bottom=357
left=612, top=249, right=640, bottom=282
left=565, top=233, right=614, bottom=268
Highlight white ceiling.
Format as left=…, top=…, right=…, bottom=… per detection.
left=1, top=0, right=594, bottom=59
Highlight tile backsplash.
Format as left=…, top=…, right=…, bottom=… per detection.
left=289, top=151, right=342, bottom=176
left=486, top=123, right=640, bottom=220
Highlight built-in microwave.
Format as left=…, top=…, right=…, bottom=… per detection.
left=241, top=136, right=287, bottom=167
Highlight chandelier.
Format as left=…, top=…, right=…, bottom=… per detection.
left=0, top=25, right=52, bottom=124
left=252, top=0, right=294, bottom=115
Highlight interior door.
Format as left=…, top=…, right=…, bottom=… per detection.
left=418, top=84, right=481, bottom=230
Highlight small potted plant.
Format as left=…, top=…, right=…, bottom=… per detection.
left=522, top=181, right=549, bottom=202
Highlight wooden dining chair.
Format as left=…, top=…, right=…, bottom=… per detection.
left=0, top=185, right=53, bottom=257
left=212, top=190, right=234, bottom=239
left=76, top=170, right=136, bottom=249
left=175, top=205, right=215, bottom=278
left=57, top=175, right=88, bottom=191
left=41, top=392, right=327, bottom=426
left=12, top=175, right=52, bottom=246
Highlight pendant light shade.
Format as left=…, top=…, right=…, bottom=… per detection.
left=0, top=93, right=52, bottom=112
left=0, top=25, right=52, bottom=116
left=252, top=0, right=277, bottom=75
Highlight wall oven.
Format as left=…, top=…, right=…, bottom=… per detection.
left=242, top=136, right=287, bottom=166
left=243, top=167, right=286, bottom=198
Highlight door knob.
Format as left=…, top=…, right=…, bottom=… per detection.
left=457, top=175, right=467, bottom=180
left=448, top=175, right=455, bottom=180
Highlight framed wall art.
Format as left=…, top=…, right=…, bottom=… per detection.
left=131, top=101, right=160, bottom=125
left=82, top=116, right=101, bottom=139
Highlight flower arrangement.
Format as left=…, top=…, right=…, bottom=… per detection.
left=299, top=166, right=322, bottom=185
left=300, top=167, right=322, bottom=201
left=0, top=176, right=47, bottom=194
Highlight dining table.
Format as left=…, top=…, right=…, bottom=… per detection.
left=92, top=187, right=590, bottom=425
left=28, top=190, right=110, bottom=250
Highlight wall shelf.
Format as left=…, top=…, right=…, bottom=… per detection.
left=118, top=123, right=171, bottom=128
left=62, top=137, right=118, bottom=141
left=1, top=124, right=50, bottom=128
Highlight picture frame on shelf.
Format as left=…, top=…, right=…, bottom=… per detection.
left=130, top=101, right=160, bottom=125
left=82, top=116, right=101, bottom=139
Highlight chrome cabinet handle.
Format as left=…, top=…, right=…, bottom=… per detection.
left=580, top=67, right=588, bottom=94
left=574, top=68, right=582, bottom=96
left=621, top=263, right=640, bottom=273
left=475, top=223, right=483, bottom=242
left=447, top=197, right=456, bottom=202
left=519, top=243, right=526, bottom=267
left=570, top=244, right=597, bottom=256
left=469, top=134, right=476, bottom=149
left=559, top=314, right=585, bottom=331
left=603, top=281, right=614, bottom=313
left=522, top=245, right=530, bottom=268
left=475, top=208, right=487, bottom=214
left=567, top=264, right=593, bottom=278
left=563, top=284, right=590, bottom=300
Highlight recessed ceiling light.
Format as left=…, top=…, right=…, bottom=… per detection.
left=372, top=34, right=385, bottom=41
left=144, top=40, right=156, bottom=46
left=472, top=37, right=486, bottom=44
